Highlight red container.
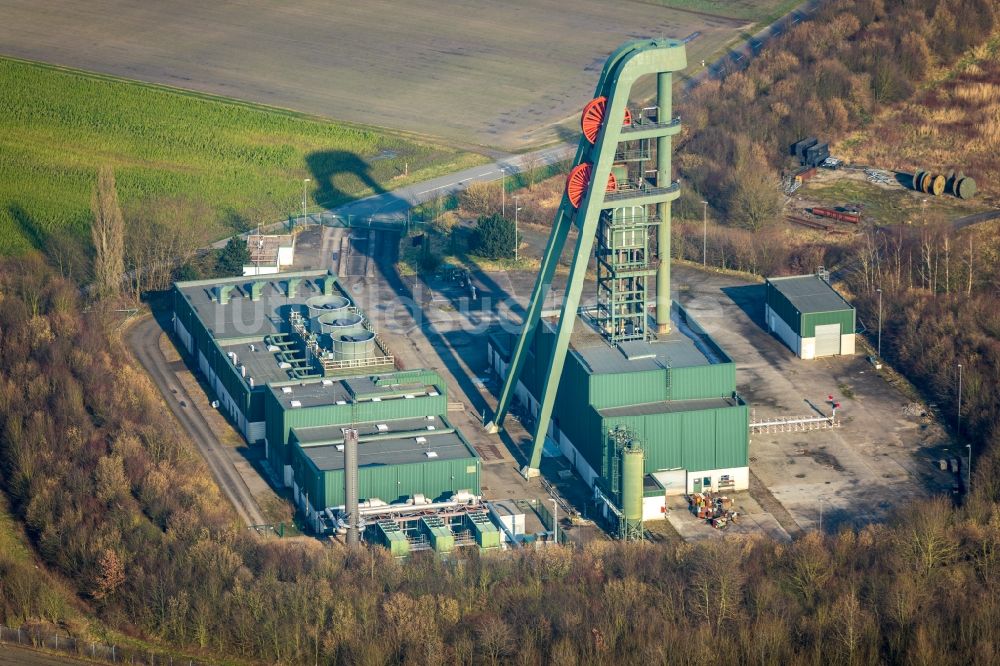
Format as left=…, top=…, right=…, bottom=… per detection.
left=812, top=207, right=860, bottom=224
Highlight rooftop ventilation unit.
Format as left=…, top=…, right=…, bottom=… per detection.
left=290, top=400, right=302, bottom=408
left=282, top=387, right=293, bottom=394
left=427, top=425, right=436, bottom=431
left=372, top=397, right=382, bottom=402
left=376, top=424, right=389, bottom=432
left=336, top=400, right=347, bottom=405
left=322, top=379, right=334, bottom=386
left=415, top=437, right=427, bottom=444
left=404, top=394, right=415, bottom=399
left=425, top=451, right=438, bottom=458
left=428, top=391, right=440, bottom=397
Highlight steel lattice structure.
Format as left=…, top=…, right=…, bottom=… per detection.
left=487, top=40, right=687, bottom=478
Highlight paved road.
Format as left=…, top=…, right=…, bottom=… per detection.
left=328, top=143, right=574, bottom=224
left=127, top=315, right=266, bottom=527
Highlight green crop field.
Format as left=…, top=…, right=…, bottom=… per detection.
left=0, top=58, right=484, bottom=256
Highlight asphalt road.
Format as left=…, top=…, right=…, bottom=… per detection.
left=127, top=315, right=266, bottom=527
left=330, top=143, right=575, bottom=224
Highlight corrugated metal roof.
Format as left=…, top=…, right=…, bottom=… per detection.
left=599, top=396, right=738, bottom=418
left=268, top=373, right=441, bottom=410
left=301, top=429, right=476, bottom=470
left=767, top=275, right=853, bottom=314
left=292, top=415, right=445, bottom=445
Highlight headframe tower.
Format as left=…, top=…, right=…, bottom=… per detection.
left=487, top=40, right=686, bottom=478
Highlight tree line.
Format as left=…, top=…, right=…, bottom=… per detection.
left=2, top=251, right=1000, bottom=663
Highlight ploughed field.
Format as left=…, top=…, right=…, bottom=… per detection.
left=0, top=0, right=747, bottom=150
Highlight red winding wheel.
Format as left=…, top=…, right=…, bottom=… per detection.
left=581, top=96, right=633, bottom=144
left=566, top=163, right=617, bottom=208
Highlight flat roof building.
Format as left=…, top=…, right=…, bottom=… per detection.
left=489, top=303, right=749, bottom=521
left=171, top=271, right=481, bottom=536
left=765, top=274, right=856, bottom=359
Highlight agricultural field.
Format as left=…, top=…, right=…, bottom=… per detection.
left=0, top=0, right=749, bottom=150
left=640, top=0, right=803, bottom=22
left=0, top=58, right=483, bottom=256
left=834, top=36, right=1000, bottom=207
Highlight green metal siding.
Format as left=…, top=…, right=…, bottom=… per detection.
left=269, top=393, right=448, bottom=471
left=681, top=410, right=716, bottom=470
left=765, top=281, right=802, bottom=336
left=715, top=405, right=749, bottom=468
left=315, top=457, right=480, bottom=509
left=801, top=310, right=855, bottom=338
left=600, top=404, right=748, bottom=476
left=590, top=369, right=667, bottom=409
left=668, top=364, right=735, bottom=400
left=642, top=412, right=683, bottom=471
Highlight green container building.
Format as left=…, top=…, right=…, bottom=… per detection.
left=765, top=274, right=856, bottom=359
left=375, top=520, right=410, bottom=558
left=421, top=516, right=455, bottom=553
left=467, top=511, right=501, bottom=549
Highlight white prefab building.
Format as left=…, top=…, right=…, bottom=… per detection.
left=765, top=274, right=856, bottom=360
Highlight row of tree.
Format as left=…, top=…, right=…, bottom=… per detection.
left=2, top=249, right=1000, bottom=663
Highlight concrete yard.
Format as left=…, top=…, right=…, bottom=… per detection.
left=0, top=0, right=746, bottom=149
left=673, top=267, right=956, bottom=533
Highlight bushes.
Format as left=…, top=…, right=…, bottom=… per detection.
left=470, top=213, right=518, bottom=260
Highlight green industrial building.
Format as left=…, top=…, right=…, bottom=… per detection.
left=765, top=274, right=856, bottom=359
left=487, top=39, right=750, bottom=537
left=171, top=271, right=486, bottom=547
left=489, top=303, right=749, bottom=524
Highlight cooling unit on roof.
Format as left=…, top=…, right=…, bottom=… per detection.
left=376, top=424, right=389, bottom=432
left=290, top=400, right=302, bottom=408
left=281, top=386, right=293, bottom=394
left=415, top=437, right=427, bottom=444
left=425, top=451, right=438, bottom=458
left=428, top=391, right=440, bottom=397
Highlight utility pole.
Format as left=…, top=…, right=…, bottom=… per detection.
left=302, top=178, right=311, bottom=230
left=967, top=443, right=973, bottom=493
left=876, top=287, right=883, bottom=358
left=701, top=200, right=708, bottom=266
left=501, top=168, right=506, bottom=218
left=513, top=195, right=521, bottom=262
left=957, top=363, right=963, bottom=435
left=818, top=498, right=823, bottom=532
left=550, top=498, right=558, bottom=544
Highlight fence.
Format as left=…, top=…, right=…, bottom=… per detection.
left=0, top=624, right=211, bottom=665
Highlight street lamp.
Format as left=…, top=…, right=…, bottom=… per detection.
left=302, top=178, right=311, bottom=229
left=501, top=168, right=506, bottom=218
left=967, top=443, right=973, bottom=493
left=550, top=498, right=559, bottom=544
left=701, top=200, right=709, bottom=266
left=876, top=287, right=882, bottom=358
left=513, top=195, right=522, bottom=262
left=957, top=363, right=963, bottom=435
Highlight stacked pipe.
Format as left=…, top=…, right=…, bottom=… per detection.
left=912, top=168, right=976, bottom=200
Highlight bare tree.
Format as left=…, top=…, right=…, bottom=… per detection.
left=90, top=166, right=125, bottom=300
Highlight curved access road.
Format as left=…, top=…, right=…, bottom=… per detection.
left=126, top=315, right=266, bottom=527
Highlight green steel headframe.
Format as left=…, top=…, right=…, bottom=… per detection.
left=487, top=39, right=687, bottom=478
